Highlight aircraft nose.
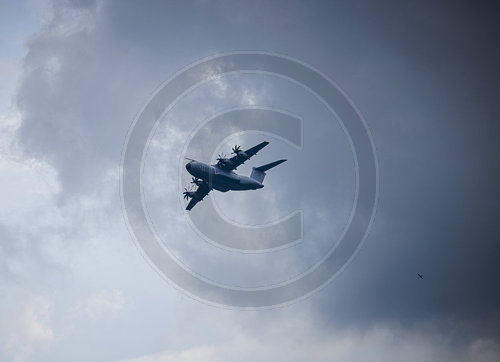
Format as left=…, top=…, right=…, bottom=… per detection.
left=185, top=162, right=192, bottom=171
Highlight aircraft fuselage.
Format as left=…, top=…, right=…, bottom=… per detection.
left=185, top=161, right=263, bottom=192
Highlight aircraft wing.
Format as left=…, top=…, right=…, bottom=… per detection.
left=185, top=182, right=211, bottom=211
left=224, top=141, right=269, bottom=171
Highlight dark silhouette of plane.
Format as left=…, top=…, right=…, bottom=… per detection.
left=417, top=273, right=423, bottom=279
left=183, top=141, right=286, bottom=210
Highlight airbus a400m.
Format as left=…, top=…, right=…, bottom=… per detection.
left=183, top=141, right=286, bottom=210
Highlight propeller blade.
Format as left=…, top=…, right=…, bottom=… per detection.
left=191, top=177, right=203, bottom=185
left=183, top=185, right=195, bottom=200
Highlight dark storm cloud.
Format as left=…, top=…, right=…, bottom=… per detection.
left=311, top=0, right=500, bottom=342
left=14, top=0, right=500, bottom=349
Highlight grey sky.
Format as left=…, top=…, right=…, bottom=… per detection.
left=1, top=0, right=499, bottom=361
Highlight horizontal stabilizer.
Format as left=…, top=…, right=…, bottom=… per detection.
left=254, top=159, right=287, bottom=172
left=250, top=159, right=286, bottom=183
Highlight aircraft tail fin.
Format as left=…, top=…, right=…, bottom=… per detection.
left=250, top=159, right=286, bottom=183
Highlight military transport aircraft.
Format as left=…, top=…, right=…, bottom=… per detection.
left=183, top=141, right=286, bottom=210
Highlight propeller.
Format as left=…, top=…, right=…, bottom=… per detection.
left=216, top=153, right=227, bottom=167
left=231, top=145, right=242, bottom=154
left=183, top=186, right=195, bottom=200
left=191, top=177, right=202, bottom=185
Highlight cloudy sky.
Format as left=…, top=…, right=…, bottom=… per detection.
left=1, top=0, right=499, bottom=361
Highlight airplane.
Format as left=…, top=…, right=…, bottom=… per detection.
left=183, top=141, right=286, bottom=210
left=417, top=273, right=423, bottom=279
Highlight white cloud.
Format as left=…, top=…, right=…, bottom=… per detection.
left=31, top=0, right=102, bottom=37
left=73, top=289, right=127, bottom=320
left=119, top=321, right=500, bottom=362
left=2, top=295, right=54, bottom=362
left=121, top=346, right=217, bottom=362
left=0, top=108, right=22, bottom=155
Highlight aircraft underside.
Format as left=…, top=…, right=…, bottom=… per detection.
left=183, top=142, right=285, bottom=210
